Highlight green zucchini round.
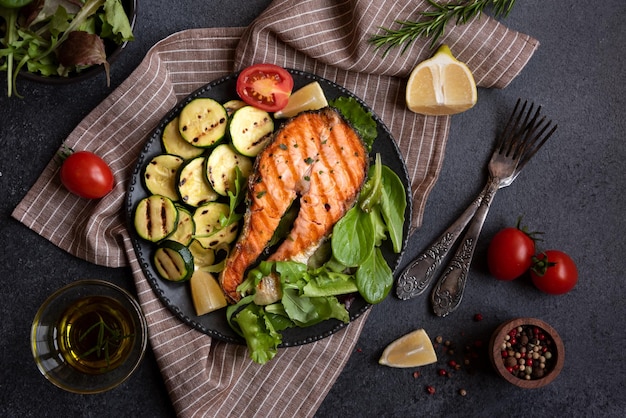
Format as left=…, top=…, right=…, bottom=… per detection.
left=134, top=195, right=178, bottom=242
left=153, top=240, right=194, bottom=282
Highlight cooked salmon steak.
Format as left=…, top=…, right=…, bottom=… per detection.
left=219, top=107, right=369, bottom=303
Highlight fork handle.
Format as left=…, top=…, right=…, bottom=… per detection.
left=431, top=177, right=500, bottom=317
left=395, top=183, right=489, bottom=300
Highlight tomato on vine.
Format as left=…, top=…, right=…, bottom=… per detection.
left=530, top=250, right=578, bottom=295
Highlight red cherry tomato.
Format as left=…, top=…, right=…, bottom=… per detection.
left=60, top=151, right=114, bottom=199
left=236, top=63, right=294, bottom=112
left=530, top=250, right=578, bottom=295
left=487, top=227, right=535, bottom=280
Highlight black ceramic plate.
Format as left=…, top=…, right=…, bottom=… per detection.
left=126, top=70, right=412, bottom=346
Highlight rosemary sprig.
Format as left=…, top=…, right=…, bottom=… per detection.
left=369, top=0, right=517, bottom=56
left=78, top=313, right=133, bottom=370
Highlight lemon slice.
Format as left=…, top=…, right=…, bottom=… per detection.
left=406, top=45, right=477, bottom=116
left=274, top=81, right=328, bottom=118
left=379, top=329, right=438, bottom=368
left=190, top=270, right=227, bottom=316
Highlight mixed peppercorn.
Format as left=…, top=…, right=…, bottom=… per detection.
left=499, top=325, right=555, bottom=380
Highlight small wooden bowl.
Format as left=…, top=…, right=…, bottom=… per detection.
left=489, top=318, right=565, bottom=389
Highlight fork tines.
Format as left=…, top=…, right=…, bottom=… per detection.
left=498, top=98, right=557, bottom=171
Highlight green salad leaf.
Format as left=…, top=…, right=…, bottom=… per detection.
left=356, top=247, right=393, bottom=304
left=330, top=206, right=375, bottom=267
left=329, top=96, right=378, bottom=150
left=379, top=164, right=407, bottom=253
left=0, top=0, right=134, bottom=97
left=229, top=301, right=281, bottom=365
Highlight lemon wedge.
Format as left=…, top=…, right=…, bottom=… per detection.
left=406, top=45, right=477, bottom=116
left=190, top=270, right=227, bottom=316
left=379, top=329, right=438, bottom=368
left=274, top=81, right=328, bottom=118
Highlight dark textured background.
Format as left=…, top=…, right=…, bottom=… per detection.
left=1, top=1, right=624, bottom=416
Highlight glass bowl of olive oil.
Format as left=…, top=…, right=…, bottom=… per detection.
left=31, top=279, right=148, bottom=394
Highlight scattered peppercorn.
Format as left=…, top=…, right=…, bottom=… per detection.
left=473, top=313, right=483, bottom=322
left=426, top=385, right=436, bottom=395
left=459, top=388, right=467, bottom=397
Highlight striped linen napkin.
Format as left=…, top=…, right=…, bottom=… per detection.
left=12, top=1, right=538, bottom=416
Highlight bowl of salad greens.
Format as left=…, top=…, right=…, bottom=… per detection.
left=0, top=0, right=136, bottom=97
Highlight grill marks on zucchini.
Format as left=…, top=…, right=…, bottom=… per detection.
left=193, top=202, right=238, bottom=249
left=178, top=156, right=219, bottom=207
left=162, top=117, right=204, bottom=160
left=144, top=154, right=184, bottom=201
left=168, top=205, right=195, bottom=245
left=206, top=144, right=253, bottom=196
left=153, top=240, right=194, bottom=282
left=229, top=105, right=274, bottom=157
left=134, top=195, right=178, bottom=242
left=179, top=98, right=228, bottom=148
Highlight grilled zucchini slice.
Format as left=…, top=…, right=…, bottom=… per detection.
left=168, top=205, right=195, bottom=246
left=153, top=240, right=194, bottom=282
left=229, top=105, right=274, bottom=157
left=179, top=98, right=228, bottom=148
left=193, top=202, right=238, bottom=249
left=161, top=117, right=204, bottom=159
left=205, top=144, right=253, bottom=196
left=143, top=154, right=184, bottom=201
left=223, top=99, right=247, bottom=116
left=134, top=195, right=178, bottom=242
left=177, top=156, right=219, bottom=207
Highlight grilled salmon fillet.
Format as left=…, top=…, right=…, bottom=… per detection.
left=219, top=107, right=369, bottom=303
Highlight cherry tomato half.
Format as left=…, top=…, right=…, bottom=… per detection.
left=530, top=250, right=578, bottom=295
left=60, top=151, right=114, bottom=199
left=487, top=227, right=536, bottom=280
left=236, top=63, right=294, bottom=112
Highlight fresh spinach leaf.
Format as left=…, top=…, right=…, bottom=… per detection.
left=380, top=165, right=407, bottom=253
left=356, top=247, right=393, bottom=304
left=331, top=206, right=375, bottom=267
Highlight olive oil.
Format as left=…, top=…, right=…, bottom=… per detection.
left=57, top=296, right=135, bottom=374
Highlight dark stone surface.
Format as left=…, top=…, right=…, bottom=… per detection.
left=1, top=1, right=624, bottom=417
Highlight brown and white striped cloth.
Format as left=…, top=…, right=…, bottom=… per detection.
left=12, top=1, right=538, bottom=416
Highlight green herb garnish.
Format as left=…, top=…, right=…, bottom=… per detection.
left=78, top=313, right=133, bottom=370
left=369, top=0, right=516, bottom=56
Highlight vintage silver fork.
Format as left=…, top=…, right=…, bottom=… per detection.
left=396, top=99, right=557, bottom=316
